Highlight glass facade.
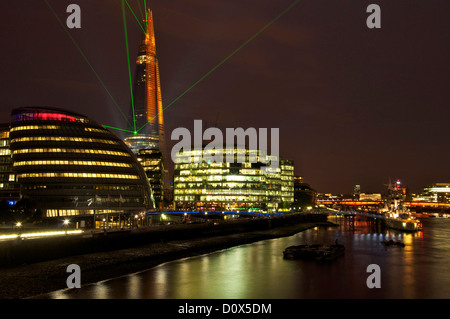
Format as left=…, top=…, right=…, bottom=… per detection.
left=137, top=149, right=164, bottom=208
left=280, top=159, right=295, bottom=205
left=0, top=123, right=20, bottom=203
left=173, top=147, right=294, bottom=213
left=414, top=183, right=450, bottom=203
left=9, top=107, right=154, bottom=227
left=124, top=134, right=159, bottom=154
left=123, top=9, right=168, bottom=196
left=124, top=9, right=164, bottom=148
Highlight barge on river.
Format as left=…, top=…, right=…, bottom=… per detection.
left=283, top=243, right=345, bottom=262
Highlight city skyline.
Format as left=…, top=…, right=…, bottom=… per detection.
left=0, top=1, right=448, bottom=194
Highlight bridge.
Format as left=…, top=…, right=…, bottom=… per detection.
left=316, top=200, right=384, bottom=207
left=403, top=202, right=450, bottom=208
left=147, top=208, right=387, bottom=223
left=316, top=200, right=450, bottom=211
left=310, top=208, right=387, bottom=220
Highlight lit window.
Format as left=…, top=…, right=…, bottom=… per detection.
left=18, top=172, right=139, bottom=180
left=10, top=137, right=119, bottom=145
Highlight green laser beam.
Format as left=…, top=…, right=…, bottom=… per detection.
left=122, top=0, right=137, bottom=132
left=44, top=0, right=132, bottom=128
left=124, top=0, right=146, bottom=34
left=163, top=0, right=301, bottom=112
left=136, top=0, right=144, bottom=20
left=112, top=0, right=143, bottom=31
left=135, top=0, right=301, bottom=134
left=102, top=125, right=134, bottom=133
left=144, top=0, right=148, bottom=33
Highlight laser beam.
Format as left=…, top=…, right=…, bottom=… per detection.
left=136, top=0, right=145, bottom=21
left=102, top=125, right=134, bottom=133
left=136, top=0, right=301, bottom=134
left=164, top=0, right=301, bottom=113
left=124, top=0, right=146, bottom=34
left=144, top=0, right=148, bottom=33
left=122, top=0, right=136, bottom=133
left=44, top=0, right=132, bottom=128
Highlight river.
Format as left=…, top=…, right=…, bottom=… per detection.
left=42, top=216, right=450, bottom=299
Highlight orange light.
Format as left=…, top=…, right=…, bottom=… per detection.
left=316, top=201, right=383, bottom=205
left=404, top=202, right=450, bottom=207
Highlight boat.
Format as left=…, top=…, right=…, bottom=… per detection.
left=282, top=245, right=307, bottom=260
left=384, top=217, right=421, bottom=232
left=381, top=239, right=405, bottom=247
left=315, top=244, right=346, bottom=262
left=383, top=208, right=422, bottom=232
left=283, top=243, right=345, bottom=262
left=379, top=198, right=422, bottom=232
left=283, top=244, right=322, bottom=260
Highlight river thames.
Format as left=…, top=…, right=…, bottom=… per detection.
left=42, top=216, right=450, bottom=299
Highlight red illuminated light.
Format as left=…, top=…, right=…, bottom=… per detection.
left=19, top=112, right=77, bottom=122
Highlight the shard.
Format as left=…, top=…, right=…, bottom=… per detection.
left=124, top=8, right=168, bottom=205
left=124, top=9, right=166, bottom=156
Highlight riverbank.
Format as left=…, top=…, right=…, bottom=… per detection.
left=0, top=219, right=333, bottom=299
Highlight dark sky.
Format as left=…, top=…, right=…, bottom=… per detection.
left=1, top=0, right=449, bottom=194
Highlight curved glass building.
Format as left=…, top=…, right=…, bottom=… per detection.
left=0, top=123, right=20, bottom=203
left=9, top=107, right=154, bottom=228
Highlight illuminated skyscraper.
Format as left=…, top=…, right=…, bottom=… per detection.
left=124, top=9, right=168, bottom=201
left=124, top=9, right=165, bottom=156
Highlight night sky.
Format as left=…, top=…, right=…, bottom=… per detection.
left=1, top=0, right=449, bottom=194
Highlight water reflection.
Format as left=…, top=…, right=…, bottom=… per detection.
left=43, top=217, right=450, bottom=299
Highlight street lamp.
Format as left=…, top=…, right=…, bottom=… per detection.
left=15, top=221, right=23, bottom=238
left=63, top=219, right=70, bottom=235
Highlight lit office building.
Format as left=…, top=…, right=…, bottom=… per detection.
left=413, top=183, right=450, bottom=203
left=9, top=107, right=154, bottom=228
left=0, top=123, right=20, bottom=203
left=173, top=147, right=294, bottom=212
left=280, top=159, right=294, bottom=205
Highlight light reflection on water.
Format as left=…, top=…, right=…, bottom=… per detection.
left=46, top=217, right=450, bottom=299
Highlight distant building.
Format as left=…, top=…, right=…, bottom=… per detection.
left=386, top=179, right=410, bottom=202
left=359, top=193, right=382, bottom=201
left=353, top=184, right=361, bottom=199
left=173, top=146, right=294, bottom=212
left=9, top=107, right=154, bottom=228
left=316, top=193, right=342, bottom=201
left=293, top=176, right=316, bottom=211
left=413, top=183, right=450, bottom=203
